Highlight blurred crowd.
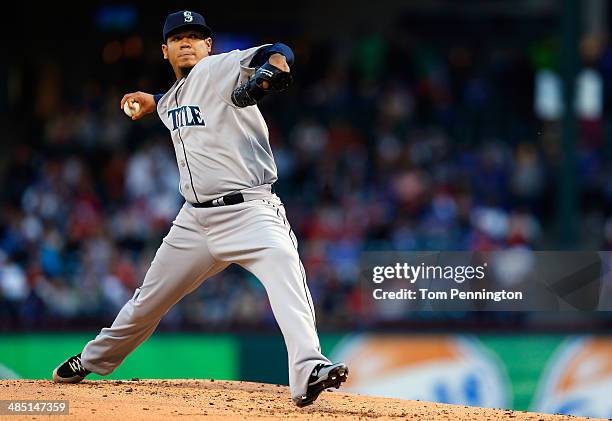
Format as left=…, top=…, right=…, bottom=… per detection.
left=2, top=25, right=612, bottom=330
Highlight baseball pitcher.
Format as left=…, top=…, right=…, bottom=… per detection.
left=52, top=10, right=348, bottom=407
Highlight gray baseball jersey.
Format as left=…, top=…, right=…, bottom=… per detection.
left=156, top=45, right=278, bottom=203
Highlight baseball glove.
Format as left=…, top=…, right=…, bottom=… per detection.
left=231, top=62, right=293, bottom=107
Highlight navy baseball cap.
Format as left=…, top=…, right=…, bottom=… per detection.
left=163, top=10, right=212, bottom=41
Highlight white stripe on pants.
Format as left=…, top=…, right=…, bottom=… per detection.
left=81, top=193, right=329, bottom=399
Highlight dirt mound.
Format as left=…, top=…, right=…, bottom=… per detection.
left=2, top=379, right=596, bottom=420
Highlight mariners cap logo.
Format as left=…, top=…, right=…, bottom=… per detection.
left=163, top=10, right=211, bottom=41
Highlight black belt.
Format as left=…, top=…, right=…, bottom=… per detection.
left=191, top=192, right=244, bottom=208
left=190, top=184, right=276, bottom=208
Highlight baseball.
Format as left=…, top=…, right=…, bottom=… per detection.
left=123, top=100, right=140, bottom=117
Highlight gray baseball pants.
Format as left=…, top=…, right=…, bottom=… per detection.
left=80, top=185, right=329, bottom=400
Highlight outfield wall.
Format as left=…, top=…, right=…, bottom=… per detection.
left=1, top=333, right=610, bottom=418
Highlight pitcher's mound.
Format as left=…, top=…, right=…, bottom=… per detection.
left=2, top=379, right=593, bottom=420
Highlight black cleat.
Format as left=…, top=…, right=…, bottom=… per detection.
left=294, top=362, right=348, bottom=407
left=52, top=354, right=90, bottom=383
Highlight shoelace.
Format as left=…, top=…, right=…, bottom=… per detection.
left=68, top=357, right=86, bottom=374
left=310, top=364, right=324, bottom=380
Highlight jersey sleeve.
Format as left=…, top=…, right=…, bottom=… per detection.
left=248, top=43, right=295, bottom=68
left=210, top=45, right=271, bottom=107
left=153, top=93, right=165, bottom=104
